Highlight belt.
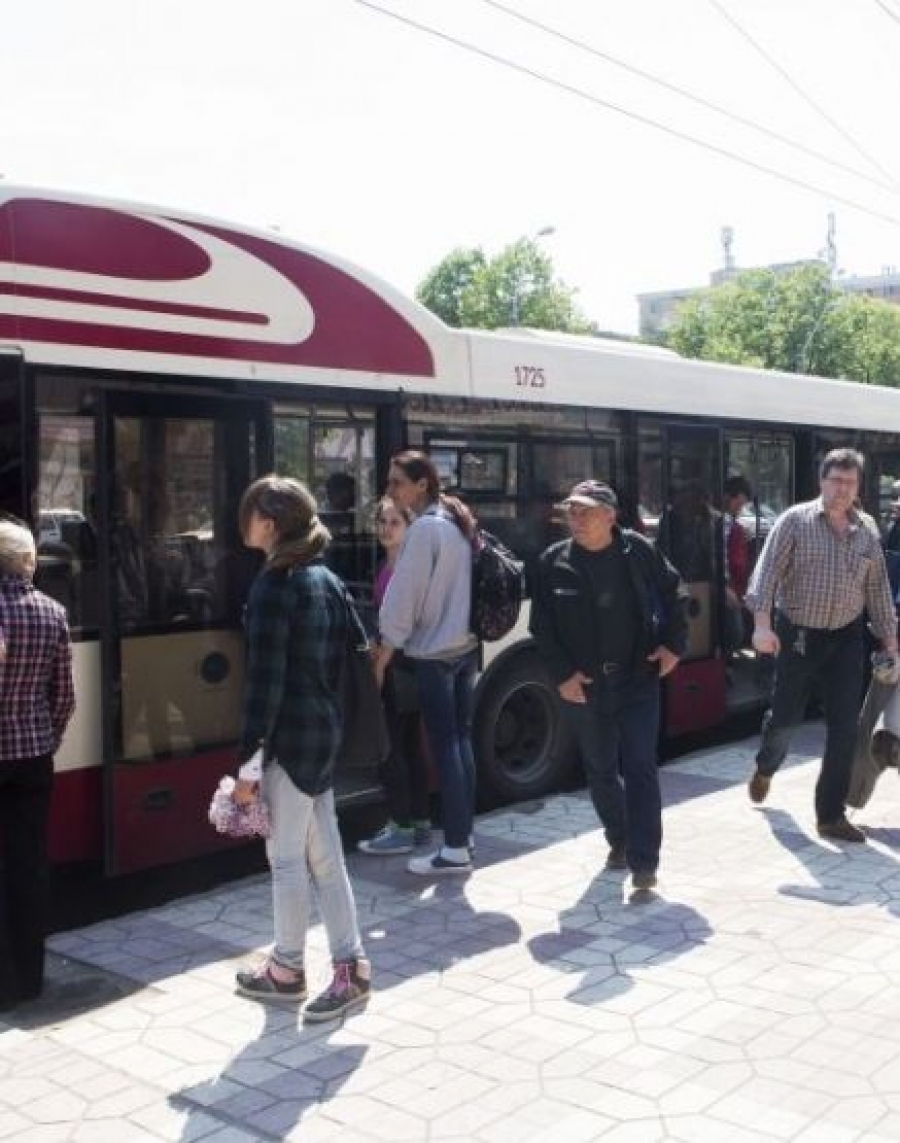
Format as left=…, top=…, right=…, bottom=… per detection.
left=598, top=661, right=621, bottom=675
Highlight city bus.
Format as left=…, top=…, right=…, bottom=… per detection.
left=4, top=185, right=900, bottom=874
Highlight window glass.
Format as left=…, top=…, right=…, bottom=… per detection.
left=274, top=415, right=310, bottom=481
left=34, top=414, right=99, bottom=631
left=110, top=417, right=252, bottom=630
left=637, top=425, right=663, bottom=539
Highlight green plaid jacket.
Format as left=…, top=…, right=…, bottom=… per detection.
left=239, top=560, right=361, bottom=795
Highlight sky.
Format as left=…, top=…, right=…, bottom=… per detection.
left=5, top=0, right=900, bottom=334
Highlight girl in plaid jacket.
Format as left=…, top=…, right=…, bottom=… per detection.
left=232, top=476, right=371, bottom=1023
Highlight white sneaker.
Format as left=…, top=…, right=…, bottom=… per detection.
left=407, top=848, right=472, bottom=876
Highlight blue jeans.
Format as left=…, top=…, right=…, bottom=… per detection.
left=562, top=672, right=662, bottom=874
left=756, top=614, right=865, bottom=823
left=414, top=650, right=478, bottom=849
left=262, top=764, right=365, bottom=971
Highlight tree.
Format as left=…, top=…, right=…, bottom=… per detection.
left=666, top=264, right=900, bottom=385
left=415, top=247, right=486, bottom=328
left=417, top=239, right=590, bottom=333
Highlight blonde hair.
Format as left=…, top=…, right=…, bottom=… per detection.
left=0, top=520, right=37, bottom=576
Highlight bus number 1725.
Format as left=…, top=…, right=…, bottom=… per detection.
left=514, top=365, right=546, bottom=389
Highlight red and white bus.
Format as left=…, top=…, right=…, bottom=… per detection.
left=4, top=185, right=900, bottom=874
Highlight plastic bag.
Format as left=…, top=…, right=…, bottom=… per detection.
left=208, top=775, right=271, bottom=839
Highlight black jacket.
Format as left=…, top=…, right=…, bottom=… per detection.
left=528, top=528, right=689, bottom=685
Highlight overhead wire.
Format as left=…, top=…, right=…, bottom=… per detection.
left=874, top=0, right=900, bottom=27
left=350, top=0, right=900, bottom=227
left=479, top=0, right=895, bottom=194
left=709, top=0, right=900, bottom=192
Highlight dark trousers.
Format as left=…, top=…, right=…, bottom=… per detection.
left=0, top=754, right=54, bottom=1002
left=562, top=673, right=663, bottom=874
left=756, top=614, right=865, bottom=823
left=380, top=664, right=430, bottom=826
left=414, top=650, right=477, bottom=849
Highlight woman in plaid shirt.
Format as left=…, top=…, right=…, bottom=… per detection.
left=231, top=476, right=371, bottom=1023
left=0, top=519, right=74, bottom=1010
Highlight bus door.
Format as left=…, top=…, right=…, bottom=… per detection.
left=97, top=391, right=271, bottom=875
left=0, top=352, right=26, bottom=520
left=658, top=425, right=726, bottom=735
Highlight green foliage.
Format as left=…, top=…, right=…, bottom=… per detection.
left=415, top=247, right=486, bottom=328
left=417, top=239, right=590, bottom=333
left=667, top=264, right=900, bottom=386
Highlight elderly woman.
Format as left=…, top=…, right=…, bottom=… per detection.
left=0, top=519, right=75, bottom=1009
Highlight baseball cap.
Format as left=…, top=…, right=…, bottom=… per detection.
left=562, top=480, right=618, bottom=509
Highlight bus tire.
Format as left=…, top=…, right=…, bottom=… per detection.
left=475, top=652, right=575, bottom=807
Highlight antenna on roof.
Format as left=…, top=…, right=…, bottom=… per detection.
left=824, top=212, right=837, bottom=276
left=721, top=226, right=735, bottom=275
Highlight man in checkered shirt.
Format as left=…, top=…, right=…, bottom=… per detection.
left=0, top=518, right=75, bottom=1009
left=745, top=448, right=898, bottom=842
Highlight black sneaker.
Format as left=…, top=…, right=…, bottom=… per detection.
left=303, top=959, right=371, bottom=1023
left=236, top=960, right=307, bottom=1003
left=407, top=848, right=472, bottom=876
left=606, top=844, right=627, bottom=870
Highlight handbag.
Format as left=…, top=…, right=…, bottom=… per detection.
left=208, top=775, right=271, bottom=839
left=336, top=592, right=390, bottom=769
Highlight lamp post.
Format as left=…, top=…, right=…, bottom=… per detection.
left=510, top=226, right=556, bottom=326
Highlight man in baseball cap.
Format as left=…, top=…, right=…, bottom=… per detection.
left=562, top=480, right=618, bottom=510
left=530, top=478, right=687, bottom=895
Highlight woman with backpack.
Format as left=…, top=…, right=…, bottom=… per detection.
left=232, top=475, right=371, bottom=1021
left=373, top=450, right=479, bottom=875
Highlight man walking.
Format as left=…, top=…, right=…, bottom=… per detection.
left=529, top=480, right=687, bottom=891
left=746, top=448, right=899, bottom=841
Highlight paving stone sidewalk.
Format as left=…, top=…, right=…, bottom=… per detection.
left=3, top=724, right=900, bottom=1141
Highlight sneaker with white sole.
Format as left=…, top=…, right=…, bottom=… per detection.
left=235, top=959, right=307, bottom=1003
left=407, top=848, right=473, bottom=876
left=303, top=959, right=371, bottom=1023
left=358, top=822, right=414, bottom=855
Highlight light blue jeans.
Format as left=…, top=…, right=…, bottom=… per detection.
left=262, top=763, right=365, bottom=971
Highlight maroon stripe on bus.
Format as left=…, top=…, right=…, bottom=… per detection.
left=0, top=281, right=268, bottom=326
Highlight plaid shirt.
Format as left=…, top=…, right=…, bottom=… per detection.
left=746, top=498, right=896, bottom=641
left=0, top=573, right=75, bottom=761
left=240, top=560, right=360, bottom=795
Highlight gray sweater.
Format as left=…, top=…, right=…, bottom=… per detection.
left=379, top=505, right=477, bottom=660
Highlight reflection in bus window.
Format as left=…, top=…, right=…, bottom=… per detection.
left=34, top=414, right=99, bottom=631
left=110, top=417, right=254, bottom=631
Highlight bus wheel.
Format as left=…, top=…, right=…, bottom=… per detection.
left=475, top=653, right=574, bottom=806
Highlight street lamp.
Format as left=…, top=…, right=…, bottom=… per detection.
left=511, top=226, right=556, bottom=326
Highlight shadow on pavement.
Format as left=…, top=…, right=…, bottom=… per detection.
left=760, top=805, right=900, bottom=913
left=527, top=869, right=711, bottom=1004
left=169, top=1001, right=368, bottom=1142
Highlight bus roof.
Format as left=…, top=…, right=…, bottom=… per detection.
left=2, top=184, right=900, bottom=434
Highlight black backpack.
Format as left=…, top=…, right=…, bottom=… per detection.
left=470, top=529, right=525, bottom=642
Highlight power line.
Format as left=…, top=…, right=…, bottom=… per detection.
left=874, top=0, right=900, bottom=27
left=709, top=0, right=900, bottom=192
left=479, top=0, right=895, bottom=194
left=350, top=0, right=900, bottom=228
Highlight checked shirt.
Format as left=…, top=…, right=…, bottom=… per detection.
left=0, top=573, right=75, bottom=761
left=745, top=498, right=896, bottom=642
left=240, top=560, right=357, bottom=796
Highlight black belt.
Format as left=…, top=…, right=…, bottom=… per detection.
left=598, top=661, right=621, bottom=675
